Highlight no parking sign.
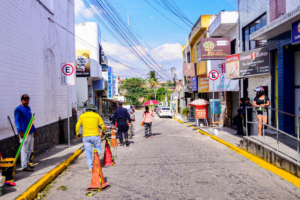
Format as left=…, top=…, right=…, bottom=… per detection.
left=61, top=63, right=75, bottom=86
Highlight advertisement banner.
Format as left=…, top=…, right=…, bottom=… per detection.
left=191, top=76, right=198, bottom=92
left=239, top=47, right=270, bottom=77
left=198, top=75, right=209, bottom=93
left=209, top=73, right=239, bottom=92
left=195, top=107, right=207, bottom=119
left=182, top=63, right=196, bottom=76
left=292, top=20, right=300, bottom=45
left=200, top=38, right=231, bottom=60
left=209, top=99, right=221, bottom=114
left=226, top=54, right=240, bottom=79
left=76, top=50, right=91, bottom=77
left=207, top=60, right=225, bottom=76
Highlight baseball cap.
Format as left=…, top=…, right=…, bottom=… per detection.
left=118, top=101, right=122, bottom=106
left=21, top=94, right=30, bottom=100
left=245, top=97, right=250, bottom=101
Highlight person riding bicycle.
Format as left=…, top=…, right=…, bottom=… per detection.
left=112, top=101, right=131, bottom=146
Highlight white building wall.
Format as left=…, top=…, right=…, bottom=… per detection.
left=76, top=78, right=88, bottom=108
left=286, top=0, right=300, bottom=13
left=0, top=0, right=76, bottom=140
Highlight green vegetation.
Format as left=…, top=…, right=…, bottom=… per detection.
left=182, top=107, right=190, bottom=119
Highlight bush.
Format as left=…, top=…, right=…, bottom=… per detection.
left=182, top=107, right=190, bottom=117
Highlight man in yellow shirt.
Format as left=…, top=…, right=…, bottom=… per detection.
left=75, top=104, right=106, bottom=171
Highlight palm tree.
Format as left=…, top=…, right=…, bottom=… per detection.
left=146, top=71, right=158, bottom=89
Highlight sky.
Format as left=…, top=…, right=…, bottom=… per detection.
left=74, top=0, right=238, bottom=80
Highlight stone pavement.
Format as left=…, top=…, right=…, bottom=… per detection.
left=1, top=139, right=83, bottom=200
left=43, top=111, right=300, bottom=199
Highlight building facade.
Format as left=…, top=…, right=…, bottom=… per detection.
left=0, top=0, right=77, bottom=157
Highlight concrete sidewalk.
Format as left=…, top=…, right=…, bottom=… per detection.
left=1, top=139, right=84, bottom=199
left=174, top=116, right=300, bottom=179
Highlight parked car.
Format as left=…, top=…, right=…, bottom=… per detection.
left=156, top=106, right=162, bottom=114
left=158, top=107, right=173, bottom=118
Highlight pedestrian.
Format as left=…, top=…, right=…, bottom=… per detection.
left=112, top=102, right=131, bottom=146
left=253, top=87, right=270, bottom=137
left=143, top=106, right=154, bottom=138
left=75, top=104, right=106, bottom=172
left=242, top=97, right=252, bottom=135
left=236, top=98, right=244, bottom=135
left=14, top=94, right=38, bottom=172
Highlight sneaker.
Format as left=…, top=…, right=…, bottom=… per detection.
left=125, top=140, right=129, bottom=146
left=149, top=135, right=153, bottom=138
left=22, top=166, right=34, bottom=172
left=120, top=141, right=124, bottom=146
left=29, top=165, right=35, bottom=169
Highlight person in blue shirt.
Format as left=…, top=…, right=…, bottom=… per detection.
left=14, top=94, right=38, bottom=172
left=112, top=102, right=131, bottom=146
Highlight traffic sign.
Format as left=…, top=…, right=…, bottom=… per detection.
left=61, top=63, right=75, bottom=86
left=173, top=92, right=179, bottom=100
left=208, top=70, right=219, bottom=81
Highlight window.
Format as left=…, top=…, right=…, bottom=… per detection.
left=187, top=52, right=191, bottom=63
left=197, top=42, right=201, bottom=63
left=242, top=13, right=267, bottom=51
left=231, top=39, right=236, bottom=54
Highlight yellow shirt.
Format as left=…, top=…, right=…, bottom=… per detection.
left=75, top=111, right=106, bottom=137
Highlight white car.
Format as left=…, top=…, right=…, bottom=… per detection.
left=158, top=107, right=173, bottom=118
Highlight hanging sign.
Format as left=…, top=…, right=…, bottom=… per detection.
left=61, top=63, right=75, bottom=86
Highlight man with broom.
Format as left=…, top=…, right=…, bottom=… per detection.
left=14, top=94, right=38, bottom=172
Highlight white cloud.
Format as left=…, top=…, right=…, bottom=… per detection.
left=151, top=43, right=182, bottom=62
left=102, top=42, right=149, bottom=62
left=75, top=0, right=102, bottom=19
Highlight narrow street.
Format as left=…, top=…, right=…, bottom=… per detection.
left=45, top=111, right=299, bottom=200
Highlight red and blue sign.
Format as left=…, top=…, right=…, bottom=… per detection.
left=292, top=20, right=300, bottom=45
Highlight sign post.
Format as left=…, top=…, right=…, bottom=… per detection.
left=61, top=63, right=75, bottom=148
left=209, top=70, right=219, bottom=135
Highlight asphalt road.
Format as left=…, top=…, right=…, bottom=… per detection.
left=44, top=111, right=300, bottom=200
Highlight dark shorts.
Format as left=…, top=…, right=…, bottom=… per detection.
left=256, top=110, right=267, bottom=116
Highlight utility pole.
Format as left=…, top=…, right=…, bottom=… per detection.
left=127, top=12, right=129, bottom=26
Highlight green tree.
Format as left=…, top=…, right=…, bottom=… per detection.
left=146, top=71, right=159, bottom=89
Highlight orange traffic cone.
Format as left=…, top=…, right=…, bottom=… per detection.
left=87, top=149, right=110, bottom=190
left=102, top=140, right=115, bottom=166
left=110, top=129, right=118, bottom=148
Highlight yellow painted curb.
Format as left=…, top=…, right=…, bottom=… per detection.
left=175, top=118, right=300, bottom=188
left=16, top=147, right=84, bottom=200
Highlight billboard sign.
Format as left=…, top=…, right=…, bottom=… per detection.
left=182, top=63, right=196, bottom=76
left=195, top=107, right=207, bottom=119
left=226, top=54, right=240, bottom=79
left=239, top=47, right=270, bottom=77
left=292, top=20, right=300, bottom=45
left=200, top=38, right=231, bottom=60
left=191, top=76, right=198, bottom=92
left=76, top=50, right=91, bottom=77
left=209, top=99, right=221, bottom=114
left=198, top=75, right=209, bottom=93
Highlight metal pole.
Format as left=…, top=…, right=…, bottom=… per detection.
left=246, top=106, right=248, bottom=137
left=68, top=86, right=70, bottom=148
left=297, top=117, right=299, bottom=162
left=276, top=110, right=279, bottom=152
left=212, top=81, right=215, bottom=135
left=263, top=107, right=265, bottom=143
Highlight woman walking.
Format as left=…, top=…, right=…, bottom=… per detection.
left=143, top=106, right=154, bottom=138
left=253, top=87, right=270, bottom=137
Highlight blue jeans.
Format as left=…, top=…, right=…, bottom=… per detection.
left=83, top=136, right=101, bottom=170
left=20, top=133, right=34, bottom=168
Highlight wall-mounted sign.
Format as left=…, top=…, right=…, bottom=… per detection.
left=226, top=54, right=240, bottom=79
left=191, top=76, right=198, bottom=92
left=239, top=47, right=270, bottom=77
left=209, top=99, right=221, bottom=114
left=76, top=50, right=91, bottom=77
left=198, top=75, right=209, bottom=93
left=200, top=38, right=231, bottom=60
left=182, top=63, right=196, bottom=76
left=209, top=73, right=239, bottom=92
left=196, top=107, right=207, bottom=119
left=292, top=20, right=300, bottom=45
